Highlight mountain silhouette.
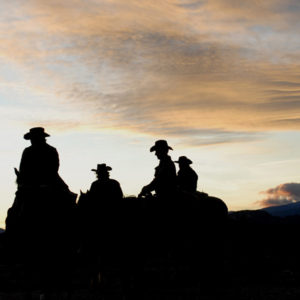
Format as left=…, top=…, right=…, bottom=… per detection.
left=262, top=201, right=300, bottom=217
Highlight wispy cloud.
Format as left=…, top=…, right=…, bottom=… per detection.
left=1, top=0, right=300, bottom=144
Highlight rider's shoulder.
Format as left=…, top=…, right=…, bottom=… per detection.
left=109, top=178, right=121, bottom=186
left=43, top=143, right=58, bottom=153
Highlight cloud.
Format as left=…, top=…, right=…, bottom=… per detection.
left=1, top=0, right=300, bottom=144
left=258, top=183, right=300, bottom=207
left=142, top=127, right=264, bottom=146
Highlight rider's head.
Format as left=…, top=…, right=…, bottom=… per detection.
left=150, top=140, right=173, bottom=160
left=155, top=148, right=169, bottom=160
left=30, top=136, right=46, bottom=146
left=24, top=127, right=49, bottom=146
left=92, top=164, right=111, bottom=180
left=175, top=156, right=193, bottom=168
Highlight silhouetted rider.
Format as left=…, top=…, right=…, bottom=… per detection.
left=89, top=163, right=123, bottom=201
left=175, top=156, right=198, bottom=193
left=139, top=140, right=177, bottom=198
left=17, top=127, right=68, bottom=190
left=9, top=127, right=75, bottom=291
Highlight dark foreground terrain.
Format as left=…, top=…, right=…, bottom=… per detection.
left=1, top=206, right=300, bottom=299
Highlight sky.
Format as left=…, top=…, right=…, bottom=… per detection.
left=1, top=0, right=300, bottom=227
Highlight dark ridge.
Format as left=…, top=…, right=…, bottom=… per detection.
left=262, top=201, right=300, bottom=217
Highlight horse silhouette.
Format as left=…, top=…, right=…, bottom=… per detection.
left=77, top=189, right=228, bottom=291
left=5, top=168, right=78, bottom=293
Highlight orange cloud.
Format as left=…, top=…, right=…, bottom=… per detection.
left=258, top=183, right=300, bottom=207
left=1, top=0, right=300, bottom=144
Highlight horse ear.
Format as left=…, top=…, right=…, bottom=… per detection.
left=14, top=168, right=19, bottom=176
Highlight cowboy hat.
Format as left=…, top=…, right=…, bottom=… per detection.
left=24, top=127, right=50, bottom=140
left=91, top=163, right=112, bottom=173
left=175, top=156, right=193, bottom=165
left=150, top=140, right=173, bottom=152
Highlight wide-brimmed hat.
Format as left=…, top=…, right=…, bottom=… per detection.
left=150, top=140, right=173, bottom=152
left=91, top=163, right=112, bottom=173
left=175, top=156, right=193, bottom=165
left=24, top=127, right=50, bottom=140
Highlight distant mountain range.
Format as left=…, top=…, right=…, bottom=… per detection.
left=228, top=201, right=300, bottom=223
left=261, top=201, right=300, bottom=217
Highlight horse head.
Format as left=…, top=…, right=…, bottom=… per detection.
left=14, top=168, right=21, bottom=186
left=77, top=189, right=90, bottom=207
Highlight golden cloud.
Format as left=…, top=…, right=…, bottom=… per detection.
left=1, top=0, right=300, bottom=144
left=258, top=183, right=300, bottom=207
